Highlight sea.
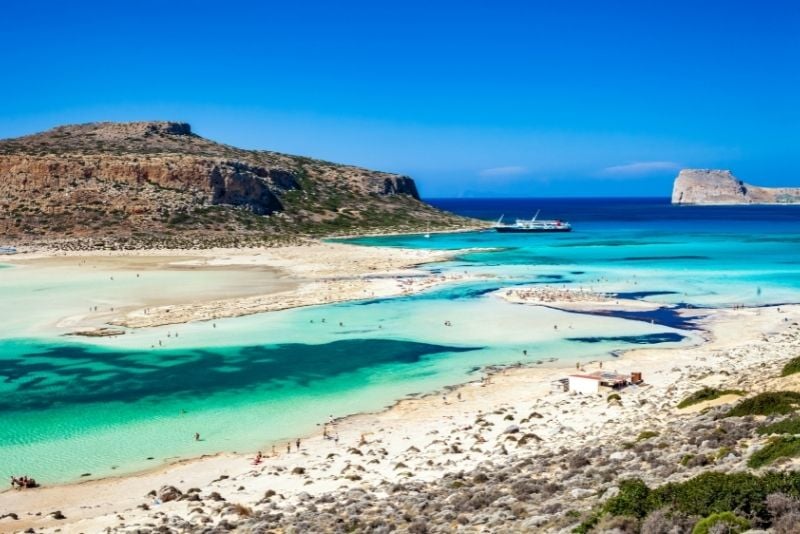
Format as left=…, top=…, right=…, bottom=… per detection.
left=1, top=197, right=799, bottom=484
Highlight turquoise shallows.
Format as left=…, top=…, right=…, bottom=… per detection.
left=2, top=199, right=800, bottom=483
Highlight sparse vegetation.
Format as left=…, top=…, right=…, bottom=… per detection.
left=758, top=417, right=800, bottom=436
left=677, top=387, right=745, bottom=409
left=748, top=437, right=800, bottom=468
left=636, top=430, right=659, bottom=442
left=588, top=471, right=800, bottom=531
left=691, top=511, right=749, bottom=534
left=781, top=356, right=800, bottom=377
left=725, top=391, right=800, bottom=418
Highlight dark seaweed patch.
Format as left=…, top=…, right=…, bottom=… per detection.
left=562, top=305, right=699, bottom=330
left=614, top=291, right=678, bottom=299
left=0, top=339, right=480, bottom=411
left=568, top=332, right=685, bottom=344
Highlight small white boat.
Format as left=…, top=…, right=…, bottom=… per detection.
left=493, top=210, right=572, bottom=233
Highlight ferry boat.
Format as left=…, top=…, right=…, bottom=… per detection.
left=493, top=211, right=572, bottom=233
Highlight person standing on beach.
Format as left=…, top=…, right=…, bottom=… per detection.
left=286, top=442, right=291, bottom=453
left=296, top=438, right=301, bottom=451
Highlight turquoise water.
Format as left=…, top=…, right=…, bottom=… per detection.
left=2, top=198, right=799, bottom=484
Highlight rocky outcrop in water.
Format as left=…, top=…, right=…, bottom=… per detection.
left=672, top=169, right=800, bottom=205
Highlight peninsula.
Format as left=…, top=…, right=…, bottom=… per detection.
left=672, top=169, right=800, bottom=205
left=0, top=122, right=474, bottom=249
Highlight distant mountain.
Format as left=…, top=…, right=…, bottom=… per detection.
left=0, top=121, right=472, bottom=248
left=672, top=169, right=800, bottom=205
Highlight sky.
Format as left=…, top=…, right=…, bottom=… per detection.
left=1, top=0, right=798, bottom=197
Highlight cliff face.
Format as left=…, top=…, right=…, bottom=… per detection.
left=0, top=154, right=297, bottom=215
left=672, top=169, right=800, bottom=205
left=0, top=122, right=468, bottom=248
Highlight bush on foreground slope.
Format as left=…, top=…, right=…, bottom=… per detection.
left=724, top=391, right=800, bottom=418
left=677, top=387, right=745, bottom=409
left=576, top=471, right=800, bottom=533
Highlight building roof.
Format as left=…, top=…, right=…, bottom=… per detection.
left=569, top=371, right=629, bottom=383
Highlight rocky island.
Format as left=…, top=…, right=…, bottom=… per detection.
left=0, top=121, right=474, bottom=249
left=672, top=169, right=800, bottom=205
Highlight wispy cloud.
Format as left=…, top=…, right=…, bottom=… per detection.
left=601, top=161, right=681, bottom=177
left=479, top=165, right=528, bottom=177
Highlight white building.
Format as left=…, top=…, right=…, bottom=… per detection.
left=568, top=374, right=602, bottom=395
left=567, top=371, right=632, bottom=395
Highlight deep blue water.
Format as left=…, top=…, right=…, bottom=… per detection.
left=343, top=197, right=800, bottom=308
left=427, top=197, right=800, bottom=228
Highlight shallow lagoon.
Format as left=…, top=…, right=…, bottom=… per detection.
left=2, top=198, right=799, bottom=483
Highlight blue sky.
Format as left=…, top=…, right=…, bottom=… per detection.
left=1, top=1, right=798, bottom=197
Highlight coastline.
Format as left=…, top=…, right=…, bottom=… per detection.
left=1, top=241, right=486, bottom=333
left=2, top=301, right=798, bottom=533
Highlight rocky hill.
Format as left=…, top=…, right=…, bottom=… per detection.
left=672, top=169, right=800, bottom=205
left=0, top=121, right=472, bottom=248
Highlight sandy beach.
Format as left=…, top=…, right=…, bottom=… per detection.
left=2, top=301, right=798, bottom=532
left=1, top=242, right=481, bottom=334
left=497, top=286, right=664, bottom=313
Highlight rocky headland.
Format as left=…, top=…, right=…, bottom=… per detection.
left=672, top=169, right=800, bottom=205
left=0, top=122, right=475, bottom=249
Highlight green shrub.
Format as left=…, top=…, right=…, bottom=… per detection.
left=602, top=471, right=800, bottom=525
left=725, top=391, right=800, bottom=418
left=607, top=393, right=621, bottom=402
left=748, top=436, right=800, bottom=468
left=781, top=356, right=800, bottom=377
left=715, top=447, right=733, bottom=460
left=605, top=478, right=652, bottom=518
left=572, top=513, right=598, bottom=534
left=677, top=387, right=745, bottom=409
left=691, top=511, right=749, bottom=534
left=757, top=417, right=800, bottom=436
left=636, top=430, right=659, bottom=442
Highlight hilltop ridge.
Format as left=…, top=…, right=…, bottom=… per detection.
left=0, top=122, right=470, bottom=249
left=672, top=169, right=800, bottom=205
